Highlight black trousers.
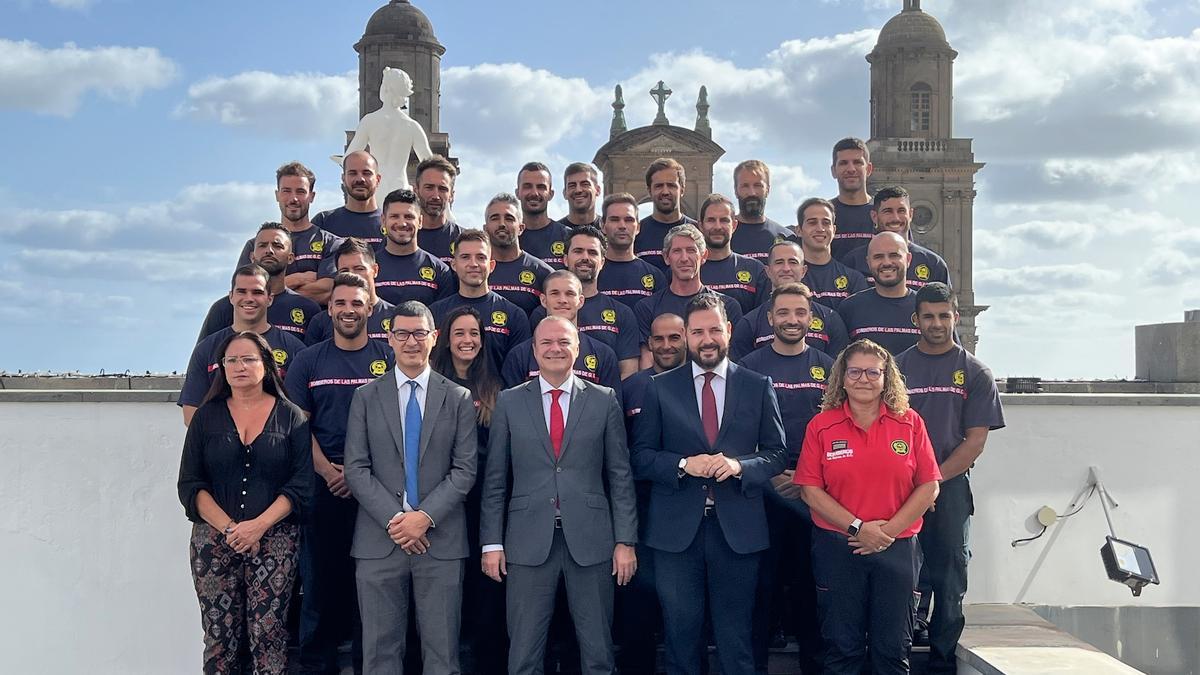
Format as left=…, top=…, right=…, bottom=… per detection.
left=753, top=492, right=822, bottom=674
left=298, top=477, right=361, bottom=673
left=811, top=528, right=921, bottom=675
left=916, top=474, right=973, bottom=673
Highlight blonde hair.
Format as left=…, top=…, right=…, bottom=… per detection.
left=820, top=339, right=909, bottom=414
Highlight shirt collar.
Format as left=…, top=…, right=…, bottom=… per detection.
left=396, top=365, right=432, bottom=392
left=691, top=358, right=729, bottom=381
left=539, top=374, right=576, bottom=396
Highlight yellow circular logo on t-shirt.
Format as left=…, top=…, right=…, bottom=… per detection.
left=519, top=270, right=535, bottom=285
left=272, top=349, right=288, bottom=366
left=601, top=309, right=617, bottom=324
left=310, top=240, right=324, bottom=253
left=551, top=241, right=566, bottom=256
left=641, top=274, right=656, bottom=290
left=915, top=264, right=930, bottom=281
left=585, top=355, right=598, bottom=371
left=953, top=369, right=966, bottom=386
left=810, top=366, right=826, bottom=382
left=382, top=318, right=392, bottom=331
left=736, top=270, right=752, bottom=283
left=419, top=266, right=435, bottom=281
left=891, top=440, right=910, bottom=456
left=835, top=275, right=849, bottom=290
left=290, top=308, right=305, bottom=325
left=370, top=360, right=388, bottom=376
left=491, top=311, right=508, bottom=327
left=810, top=316, right=824, bottom=331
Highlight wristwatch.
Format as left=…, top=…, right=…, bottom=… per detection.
left=678, top=457, right=688, bottom=477
left=847, top=518, right=863, bottom=537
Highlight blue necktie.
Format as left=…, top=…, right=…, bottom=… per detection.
left=404, top=380, right=422, bottom=508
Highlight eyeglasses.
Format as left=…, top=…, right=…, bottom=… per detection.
left=390, top=329, right=432, bottom=342
left=845, top=367, right=884, bottom=381
left=221, top=355, right=263, bottom=367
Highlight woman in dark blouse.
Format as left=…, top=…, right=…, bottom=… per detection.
left=430, top=307, right=505, bottom=674
left=177, top=331, right=313, bottom=674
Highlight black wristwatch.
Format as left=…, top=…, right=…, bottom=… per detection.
left=847, top=518, right=863, bottom=537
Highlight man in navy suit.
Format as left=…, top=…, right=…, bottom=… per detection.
left=631, top=293, right=787, bottom=675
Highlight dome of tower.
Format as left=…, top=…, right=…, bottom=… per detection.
left=363, top=0, right=439, bottom=43
left=875, top=3, right=950, bottom=51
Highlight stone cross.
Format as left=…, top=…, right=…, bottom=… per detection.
left=651, top=80, right=672, bottom=125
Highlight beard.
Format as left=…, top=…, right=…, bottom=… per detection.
left=738, top=196, right=765, bottom=220
left=689, top=341, right=728, bottom=369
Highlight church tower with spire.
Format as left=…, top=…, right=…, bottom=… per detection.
left=866, top=0, right=986, bottom=351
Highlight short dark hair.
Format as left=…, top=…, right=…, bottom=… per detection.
left=645, top=157, right=685, bottom=189
left=684, top=292, right=727, bottom=325
left=230, top=263, right=269, bottom=290
left=602, top=192, right=639, bottom=220
left=767, top=282, right=814, bottom=312
left=563, top=162, right=599, bottom=184
left=416, top=155, right=457, bottom=186
left=276, top=161, right=315, bottom=189
left=542, top=269, right=581, bottom=293
left=832, top=137, right=870, bottom=165
left=256, top=221, right=288, bottom=236
left=914, top=282, right=958, bottom=313
left=566, top=225, right=607, bottom=256
left=388, top=300, right=435, bottom=331
left=872, top=185, right=910, bottom=211
left=797, top=197, right=837, bottom=226
left=698, top=193, right=735, bottom=222
left=382, top=188, right=418, bottom=215
left=332, top=271, right=370, bottom=293
left=454, top=228, right=490, bottom=252
left=733, top=159, right=770, bottom=187
left=518, top=161, right=553, bottom=187
left=334, top=237, right=376, bottom=266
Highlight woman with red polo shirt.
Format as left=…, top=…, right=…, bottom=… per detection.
left=794, top=338, right=941, bottom=675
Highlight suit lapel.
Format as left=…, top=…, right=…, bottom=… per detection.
left=676, top=365, right=711, bottom=451
left=558, top=377, right=588, bottom=457
left=377, top=370, right=405, bottom=456
left=522, top=381, right=554, bottom=459
left=419, top=373, right=447, bottom=460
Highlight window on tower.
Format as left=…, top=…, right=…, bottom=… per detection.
left=910, top=83, right=932, bottom=133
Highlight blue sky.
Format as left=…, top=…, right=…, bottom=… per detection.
left=2, top=0, right=1199, bottom=378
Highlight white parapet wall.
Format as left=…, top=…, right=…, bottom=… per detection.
left=0, top=392, right=1197, bottom=673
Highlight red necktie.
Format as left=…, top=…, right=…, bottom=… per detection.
left=701, top=372, right=719, bottom=447
left=549, top=389, right=565, bottom=458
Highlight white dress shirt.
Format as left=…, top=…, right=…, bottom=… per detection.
left=394, top=366, right=432, bottom=519
left=691, top=358, right=729, bottom=428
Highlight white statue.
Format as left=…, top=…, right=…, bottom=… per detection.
left=333, top=67, right=433, bottom=194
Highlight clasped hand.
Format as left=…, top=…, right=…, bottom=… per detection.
left=848, top=520, right=894, bottom=555
left=388, top=512, right=432, bottom=555
left=225, top=520, right=266, bottom=556
left=682, top=453, right=742, bottom=481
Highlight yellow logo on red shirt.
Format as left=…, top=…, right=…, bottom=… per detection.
left=551, top=241, right=566, bottom=256
left=915, top=264, right=930, bottom=281
left=641, top=274, right=656, bottom=290
left=369, top=360, right=388, bottom=376
left=810, top=366, right=826, bottom=382
left=519, top=270, right=535, bottom=285
left=272, top=349, right=288, bottom=366
left=810, top=316, right=824, bottom=331
left=419, top=266, right=435, bottom=281
left=290, top=308, right=305, bottom=325
left=601, top=309, right=617, bottom=324
left=891, top=440, right=910, bottom=456
left=310, top=240, right=324, bottom=253
left=584, top=355, right=598, bottom=371
left=953, top=369, right=966, bottom=386
left=736, top=270, right=752, bottom=283
left=835, top=275, right=849, bottom=290
left=491, top=311, right=508, bottom=327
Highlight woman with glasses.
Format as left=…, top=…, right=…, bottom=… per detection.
left=793, top=338, right=940, bottom=675
left=429, top=306, right=506, bottom=674
left=178, top=331, right=313, bottom=674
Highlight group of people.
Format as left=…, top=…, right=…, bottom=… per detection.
left=177, top=137, right=1006, bottom=675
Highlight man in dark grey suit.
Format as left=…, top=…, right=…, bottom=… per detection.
left=481, top=315, right=639, bottom=675
left=344, top=301, right=478, bottom=674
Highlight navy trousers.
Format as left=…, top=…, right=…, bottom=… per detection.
left=298, top=477, right=361, bottom=673
left=916, top=474, right=972, bottom=673
left=753, top=492, right=822, bottom=674
left=655, top=513, right=760, bottom=675
left=811, top=528, right=921, bottom=675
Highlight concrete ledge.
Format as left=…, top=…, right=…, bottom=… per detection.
left=959, top=605, right=1143, bottom=674
left=1000, top=393, right=1200, bottom=406
left=0, top=390, right=180, bottom=403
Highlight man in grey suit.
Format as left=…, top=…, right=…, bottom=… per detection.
left=344, top=301, right=478, bottom=674
left=481, top=315, right=639, bottom=675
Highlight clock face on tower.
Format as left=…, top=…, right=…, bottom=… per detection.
left=912, top=205, right=935, bottom=235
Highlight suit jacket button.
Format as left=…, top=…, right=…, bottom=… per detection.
left=556, top=467, right=562, bottom=473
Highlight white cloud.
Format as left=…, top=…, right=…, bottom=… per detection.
left=0, top=39, right=177, bottom=116
left=176, top=70, right=359, bottom=141
left=48, top=0, right=95, bottom=8
left=976, top=263, right=1109, bottom=297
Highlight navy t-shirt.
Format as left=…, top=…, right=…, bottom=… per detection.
left=304, top=297, right=395, bottom=346
left=840, top=240, right=951, bottom=291
left=633, top=287, right=744, bottom=342
left=739, top=346, right=833, bottom=464
left=730, top=218, right=800, bottom=263
left=429, top=291, right=533, bottom=374
left=530, top=293, right=641, bottom=361
left=490, top=252, right=555, bottom=316
left=236, top=225, right=339, bottom=278
left=730, top=301, right=848, bottom=361
left=831, top=198, right=875, bottom=261
left=557, top=214, right=602, bottom=230
left=897, top=345, right=1006, bottom=465
left=419, top=221, right=464, bottom=265
left=597, top=257, right=666, bottom=310
left=312, top=206, right=383, bottom=247
left=284, top=339, right=394, bottom=463
left=519, top=221, right=572, bottom=269
left=837, top=288, right=921, bottom=355
left=500, top=333, right=623, bottom=403
left=700, top=253, right=771, bottom=313
left=634, top=215, right=697, bottom=274
left=621, top=367, right=656, bottom=443
left=196, top=289, right=321, bottom=342
left=374, top=247, right=456, bottom=306
left=802, top=258, right=869, bottom=311
left=179, top=326, right=308, bottom=408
